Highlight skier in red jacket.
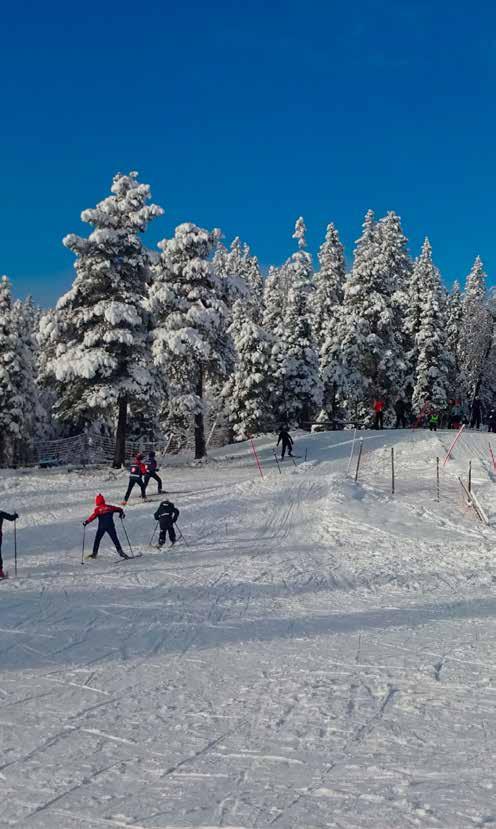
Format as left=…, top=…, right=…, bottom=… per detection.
left=122, top=453, right=147, bottom=505
left=83, top=494, right=128, bottom=559
left=373, top=398, right=385, bottom=430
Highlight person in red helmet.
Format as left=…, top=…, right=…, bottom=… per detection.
left=83, top=494, right=128, bottom=559
left=373, top=398, right=385, bottom=430
left=122, top=453, right=147, bottom=505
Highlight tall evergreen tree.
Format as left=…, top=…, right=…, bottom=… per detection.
left=277, top=286, right=322, bottom=425
left=222, top=300, right=272, bottom=438
left=459, top=256, right=493, bottom=404
left=0, top=277, right=26, bottom=464
left=446, top=281, right=463, bottom=398
left=149, top=222, right=229, bottom=459
left=39, top=171, right=163, bottom=466
left=336, top=210, right=404, bottom=417
left=411, top=239, right=450, bottom=411
left=313, top=222, right=345, bottom=346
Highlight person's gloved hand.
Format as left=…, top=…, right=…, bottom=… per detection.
left=82, top=521, right=88, bottom=527
left=13, top=512, right=19, bottom=520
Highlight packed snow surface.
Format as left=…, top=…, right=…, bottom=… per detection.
left=2, top=429, right=496, bottom=828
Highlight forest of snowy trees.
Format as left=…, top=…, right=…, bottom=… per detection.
left=2, top=170, right=496, bottom=466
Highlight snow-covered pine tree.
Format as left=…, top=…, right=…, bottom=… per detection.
left=287, top=216, right=314, bottom=290
left=212, top=236, right=262, bottom=315
left=222, top=300, right=272, bottom=438
left=10, top=297, right=42, bottom=463
left=446, top=280, right=463, bottom=399
left=335, top=210, right=404, bottom=420
left=277, top=285, right=322, bottom=426
left=459, top=256, right=493, bottom=406
left=411, top=239, right=451, bottom=412
left=0, top=277, right=26, bottom=464
left=149, top=222, right=229, bottom=459
left=39, top=172, right=164, bottom=467
left=313, top=223, right=345, bottom=347
left=377, top=212, right=412, bottom=392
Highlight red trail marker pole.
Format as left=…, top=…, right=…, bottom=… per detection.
left=443, top=424, right=465, bottom=467
left=489, top=442, right=496, bottom=473
left=250, top=439, right=264, bottom=480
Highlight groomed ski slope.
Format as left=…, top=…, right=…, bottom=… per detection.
left=2, top=428, right=496, bottom=829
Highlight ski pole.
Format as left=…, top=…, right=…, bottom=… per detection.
left=81, top=524, right=86, bottom=565
left=149, top=521, right=158, bottom=546
left=175, top=523, right=188, bottom=547
left=14, top=518, right=17, bottom=578
left=120, top=516, right=135, bottom=558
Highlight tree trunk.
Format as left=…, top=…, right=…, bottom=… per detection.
left=194, top=368, right=206, bottom=460
left=113, top=396, right=128, bottom=468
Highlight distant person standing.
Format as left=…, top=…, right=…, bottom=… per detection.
left=373, top=399, right=385, bottom=430
left=428, top=412, right=439, bottom=432
left=394, top=398, right=407, bottom=428
left=470, top=397, right=483, bottom=430
left=488, top=408, right=496, bottom=433
left=277, top=426, right=294, bottom=459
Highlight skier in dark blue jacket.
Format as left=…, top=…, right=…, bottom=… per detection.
left=154, top=500, right=179, bottom=547
left=144, top=451, right=162, bottom=495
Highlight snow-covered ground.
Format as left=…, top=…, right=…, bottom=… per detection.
left=2, top=428, right=496, bottom=828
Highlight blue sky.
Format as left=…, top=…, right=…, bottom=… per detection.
left=2, top=0, right=495, bottom=305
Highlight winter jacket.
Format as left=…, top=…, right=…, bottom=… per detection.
left=471, top=399, right=483, bottom=416
left=373, top=400, right=385, bottom=413
left=394, top=400, right=406, bottom=415
left=129, top=461, right=146, bottom=479
left=85, top=495, right=123, bottom=529
left=277, top=430, right=293, bottom=447
left=145, top=456, right=158, bottom=474
left=154, top=501, right=179, bottom=528
left=0, top=510, right=17, bottom=537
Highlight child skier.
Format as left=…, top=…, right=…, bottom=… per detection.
left=122, top=453, right=147, bottom=505
left=153, top=499, right=180, bottom=548
left=83, top=494, right=128, bottom=559
left=373, top=398, right=385, bottom=429
left=144, top=450, right=162, bottom=496
left=429, top=413, right=439, bottom=432
left=277, top=426, right=294, bottom=459
left=0, top=509, right=18, bottom=579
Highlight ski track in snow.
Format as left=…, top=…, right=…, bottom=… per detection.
left=2, top=429, right=496, bottom=827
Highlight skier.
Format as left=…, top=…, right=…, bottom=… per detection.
left=450, top=400, right=462, bottom=429
left=122, top=453, right=147, bottom=505
left=470, top=397, right=483, bottom=430
left=144, top=450, right=162, bottom=496
left=488, top=408, right=496, bottom=433
left=428, top=412, right=439, bottom=432
left=0, top=509, right=18, bottom=579
left=153, top=499, right=180, bottom=548
left=394, top=398, right=407, bottom=429
left=83, top=494, right=128, bottom=559
left=277, top=426, right=294, bottom=459
left=373, top=398, right=385, bottom=430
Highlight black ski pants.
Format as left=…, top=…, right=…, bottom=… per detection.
left=124, top=477, right=146, bottom=501
left=374, top=411, right=384, bottom=429
left=471, top=413, right=481, bottom=429
left=281, top=441, right=293, bottom=459
left=93, top=525, right=123, bottom=555
left=144, top=471, right=162, bottom=494
left=159, top=523, right=176, bottom=546
left=395, top=414, right=407, bottom=428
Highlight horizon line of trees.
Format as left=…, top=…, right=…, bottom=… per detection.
left=1, top=170, right=494, bottom=466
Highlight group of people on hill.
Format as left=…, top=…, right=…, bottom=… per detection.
left=372, top=396, right=496, bottom=432
left=122, top=450, right=162, bottom=503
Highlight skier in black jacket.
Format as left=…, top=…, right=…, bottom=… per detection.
left=144, top=451, right=162, bottom=496
left=394, top=398, right=408, bottom=428
left=154, top=500, right=179, bottom=547
left=0, top=510, right=18, bottom=579
left=277, top=427, right=294, bottom=459
left=488, top=408, right=496, bottom=433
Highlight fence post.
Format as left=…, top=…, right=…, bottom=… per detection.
left=436, top=457, right=440, bottom=502
left=391, top=447, right=395, bottom=495
left=346, top=428, right=357, bottom=475
left=468, top=460, right=472, bottom=493
left=443, top=424, right=465, bottom=466
left=354, top=439, right=364, bottom=483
